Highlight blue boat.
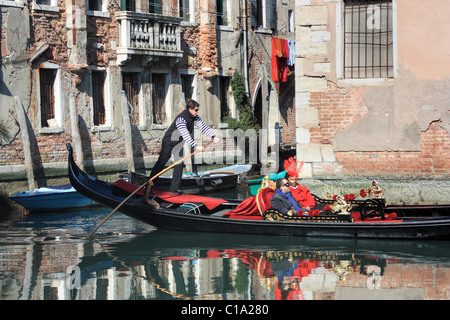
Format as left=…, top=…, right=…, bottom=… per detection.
left=9, top=184, right=99, bottom=212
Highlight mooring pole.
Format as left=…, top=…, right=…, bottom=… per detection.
left=120, top=91, right=135, bottom=172
left=69, top=93, right=85, bottom=170
left=14, top=96, right=35, bottom=190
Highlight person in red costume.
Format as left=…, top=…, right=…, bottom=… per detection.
left=284, top=157, right=316, bottom=210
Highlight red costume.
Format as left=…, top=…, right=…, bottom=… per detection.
left=289, top=185, right=315, bottom=209
left=284, top=157, right=316, bottom=209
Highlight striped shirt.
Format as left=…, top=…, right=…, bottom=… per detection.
left=175, top=115, right=215, bottom=147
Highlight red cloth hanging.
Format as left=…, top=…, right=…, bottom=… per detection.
left=271, top=38, right=289, bottom=82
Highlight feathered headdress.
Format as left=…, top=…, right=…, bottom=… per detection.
left=283, top=156, right=304, bottom=178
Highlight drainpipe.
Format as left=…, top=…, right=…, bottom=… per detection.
left=72, top=0, right=76, bottom=46
left=242, top=0, right=249, bottom=97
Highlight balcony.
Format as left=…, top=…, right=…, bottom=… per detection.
left=115, top=11, right=183, bottom=64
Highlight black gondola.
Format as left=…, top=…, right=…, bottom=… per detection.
left=67, top=144, right=450, bottom=240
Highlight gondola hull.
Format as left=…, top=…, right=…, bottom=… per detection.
left=114, top=206, right=450, bottom=240
left=67, top=144, right=450, bottom=240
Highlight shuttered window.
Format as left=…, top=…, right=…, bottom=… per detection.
left=179, top=0, right=190, bottom=21
left=149, top=0, right=162, bottom=14
left=216, top=0, right=228, bottom=26
left=250, top=0, right=276, bottom=29
left=120, top=0, right=135, bottom=11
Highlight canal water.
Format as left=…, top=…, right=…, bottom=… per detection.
left=1, top=187, right=450, bottom=302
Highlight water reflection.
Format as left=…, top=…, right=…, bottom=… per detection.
left=1, top=207, right=450, bottom=300
left=95, top=232, right=450, bottom=300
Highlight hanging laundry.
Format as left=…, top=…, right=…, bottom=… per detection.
left=271, top=38, right=289, bottom=82
left=288, top=39, right=295, bottom=66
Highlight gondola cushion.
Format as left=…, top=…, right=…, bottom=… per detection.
left=112, top=179, right=227, bottom=210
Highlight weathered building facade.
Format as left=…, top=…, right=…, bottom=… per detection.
left=0, top=0, right=296, bottom=192
left=294, top=0, right=449, bottom=182
left=0, top=0, right=448, bottom=201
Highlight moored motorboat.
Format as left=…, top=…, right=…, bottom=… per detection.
left=9, top=184, right=98, bottom=212
left=128, top=164, right=251, bottom=194
left=67, top=144, right=450, bottom=240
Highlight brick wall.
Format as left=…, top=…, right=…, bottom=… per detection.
left=30, top=8, right=68, bottom=66
left=308, top=82, right=450, bottom=178
left=310, top=82, right=367, bottom=145
left=86, top=13, right=119, bottom=66
left=335, top=121, right=450, bottom=178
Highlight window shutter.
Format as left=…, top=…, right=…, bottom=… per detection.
left=250, top=0, right=258, bottom=27
left=266, top=0, right=277, bottom=29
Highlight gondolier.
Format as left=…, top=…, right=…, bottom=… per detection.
left=148, top=99, right=220, bottom=195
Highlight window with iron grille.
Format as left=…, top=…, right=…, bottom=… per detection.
left=122, top=72, right=140, bottom=125
left=92, top=71, right=106, bottom=126
left=344, top=0, right=393, bottom=79
left=152, top=74, right=166, bottom=125
left=39, top=68, right=56, bottom=128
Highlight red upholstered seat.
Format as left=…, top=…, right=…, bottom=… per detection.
left=255, top=188, right=275, bottom=215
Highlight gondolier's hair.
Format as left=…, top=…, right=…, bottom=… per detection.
left=186, top=99, right=200, bottom=110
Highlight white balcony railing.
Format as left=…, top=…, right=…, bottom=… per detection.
left=115, top=11, right=183, bottom=63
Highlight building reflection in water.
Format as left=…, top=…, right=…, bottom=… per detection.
left=1, top=235, right=449, bottom=300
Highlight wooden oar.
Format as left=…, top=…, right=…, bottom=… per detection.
left=209, top=171, right=237, bottom=175
left=88, top=145, right=209, bottom=241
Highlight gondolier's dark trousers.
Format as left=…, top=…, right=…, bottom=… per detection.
left=149, top=139, right=186, bottom=193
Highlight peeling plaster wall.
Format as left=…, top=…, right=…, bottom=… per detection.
left=0, top=7, right=31, bottom=145
left=333, top=70, right=450, bottom=151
